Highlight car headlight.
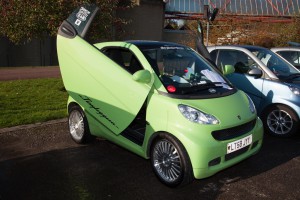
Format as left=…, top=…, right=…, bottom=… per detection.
left=289, top=86, right=300, bottom=95
left=246, top=94, right=256, bottom=114
left=178, top=105, right=219, bottom=124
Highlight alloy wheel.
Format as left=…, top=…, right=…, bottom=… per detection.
left=152, top=140, right=182, bottom=183
left=69, top=110, right=85, bottom=141
left=267, top=109, right=293, bottom=135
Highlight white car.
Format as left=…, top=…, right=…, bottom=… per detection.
left=271, top=47, right=300, bottom=69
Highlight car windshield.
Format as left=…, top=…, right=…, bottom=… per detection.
left=138, top=44, right=233, bottom=95
left=247, top=47, right=300, bottom=80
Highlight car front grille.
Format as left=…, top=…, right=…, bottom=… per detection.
left=212, top=119, right=256, bottom=141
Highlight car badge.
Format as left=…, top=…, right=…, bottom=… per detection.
left=208, top=88, right=216, bottom=93
left=237, top=115, right=241, bottom=120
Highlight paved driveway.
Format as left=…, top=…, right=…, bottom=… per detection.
left=0, top=120, right=299, bottom=200
left=1, top=66, right=300, bottom=199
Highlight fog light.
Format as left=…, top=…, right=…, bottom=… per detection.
left=208, top=157, right=221, bottom=167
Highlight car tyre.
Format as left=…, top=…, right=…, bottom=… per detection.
left=68, top=105, right=94, bottom=144
left=150, top=133, right=193, bottom=187
left=262, top=105, right=299, bottom=137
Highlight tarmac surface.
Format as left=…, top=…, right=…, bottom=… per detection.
left=0, top=120, right=300, bottom=200
left=0, top=67, right=300, bottom=199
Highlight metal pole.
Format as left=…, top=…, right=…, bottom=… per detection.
left=206, top=21, right=209, bottom=46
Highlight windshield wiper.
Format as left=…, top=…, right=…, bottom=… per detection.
left=193, top=82, right=223, bottom=88
left=182, top=82, right=224, bottom=94
left=285, top=73, right=300, bottom=80
left=208, top=82, right=231, bottom=86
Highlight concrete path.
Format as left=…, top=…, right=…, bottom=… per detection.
left=0, top=66, right=61, bottom=81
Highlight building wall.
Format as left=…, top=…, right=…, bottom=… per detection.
left=119, top=0, right=165, bottom=41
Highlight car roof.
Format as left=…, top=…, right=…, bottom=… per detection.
left=271, top=47, right=300, bottom=51
left=208, top=45, right=268, bottom=51
left=127, top=40, right=187, bottom=48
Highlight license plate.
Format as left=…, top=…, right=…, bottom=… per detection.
left=227, top=135, right=252, bottom=154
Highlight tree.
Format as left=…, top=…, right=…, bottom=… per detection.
left=0, top=0, right=133, bottom=44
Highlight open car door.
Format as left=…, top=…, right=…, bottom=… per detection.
left=57, top=4, right=153, bottom=135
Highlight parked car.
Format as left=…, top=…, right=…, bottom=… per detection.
left=271, top=47, right=300, bottom=69
left=57, top=4, right=263, bottom=187
left=208, top=45, right=300, bottom=137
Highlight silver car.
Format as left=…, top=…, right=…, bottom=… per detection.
left=208, top=45, right=300, bottom=137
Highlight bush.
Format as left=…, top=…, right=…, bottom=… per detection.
left=0, top=0, right=133, bottom=44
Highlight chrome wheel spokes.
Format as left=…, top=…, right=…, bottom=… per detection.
left=152, top=140, right=182, bottom=182
left=69, top=110, right=84, bottom=140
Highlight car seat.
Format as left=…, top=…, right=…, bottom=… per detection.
left=107, top=49, right=125, bottom=67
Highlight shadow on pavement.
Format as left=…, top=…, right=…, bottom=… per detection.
left=0, top=134, right=300, bottom=200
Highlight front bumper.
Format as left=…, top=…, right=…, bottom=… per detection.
left=169, top=117, right=263, bottom=179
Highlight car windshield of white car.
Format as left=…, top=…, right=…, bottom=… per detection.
left=139, top=45, right=234, bottom=95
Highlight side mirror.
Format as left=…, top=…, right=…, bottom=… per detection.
left=223, top=65, right=235, bottom=75
left=248, top=68, right=263, bottom=79
left=133, top=70, right=151, bottom=83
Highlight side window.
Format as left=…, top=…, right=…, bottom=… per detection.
left=278, top=51, right=300, bottom=65
left=296, top=52, right=300, bottom=64
left=103, top=48, right=143, bottom=74
left=217, top=50, right=257, bottom=74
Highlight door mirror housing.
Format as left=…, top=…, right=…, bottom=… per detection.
left=223, top=65, right=235, bottom=75
left=248, top=68, right=263, bottom=79
left=133, top=70, right=151, bottom=83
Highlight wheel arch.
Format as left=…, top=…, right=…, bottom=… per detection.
left=261, top=102, right=300, bottom=137
left=146, top=131, right=162, bottom=158
left=68, top=101, right=81, bottom=114
left=261, top=103, right=299, bottom=120
left=146, top=131, right=190, bottom=160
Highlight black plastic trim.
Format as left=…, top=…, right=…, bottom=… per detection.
left=157, top=88, right=237, bottom=99
left=58, top=20, right=77, bottom=38
left=121, top=128, right=145, bottom=146
left=212, top=119, right=256, bottom=141
left=225, top=146, right=249, bottom=161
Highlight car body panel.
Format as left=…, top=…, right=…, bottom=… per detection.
left=208, top=45, right=300, bottom=118
left=58, top=36, right=153, bottom=134
left=153, top=91, right=263, bottom=178
left=76, top=86, right=263, bottom=179
left=226, top=73, right=264, bottom=111
left=57, top=4, right=264, bottom=182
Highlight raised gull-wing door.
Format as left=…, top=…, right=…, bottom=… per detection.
left=57, top=4, right=153, bottom=135
left=58, top=4, right=99, bottom=39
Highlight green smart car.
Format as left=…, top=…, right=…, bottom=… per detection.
left=57, top=4, right=263, bottom=187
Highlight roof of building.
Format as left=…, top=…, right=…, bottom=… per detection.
left=165, top=0, right=300, bottom=22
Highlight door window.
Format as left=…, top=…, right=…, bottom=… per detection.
left=103, top=48, right=143, bottom=74
left=216, top=50, right=258, bottom=74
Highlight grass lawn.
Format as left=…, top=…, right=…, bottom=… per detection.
left=0, top=78, right=68, bottom=128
